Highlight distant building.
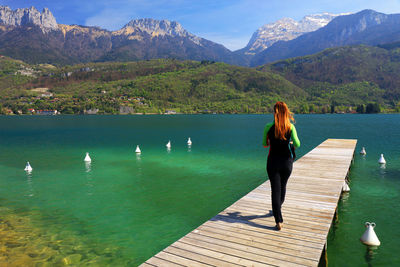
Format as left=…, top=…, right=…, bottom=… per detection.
left=119, top=106, right=134, bottom=114
left=85, top=109, right=99, bottom=115
left=165, top=110, right=177, bottom=115
left=37, top=110, right=58, bottom=115
left=40, top=92, right=53, bottom=98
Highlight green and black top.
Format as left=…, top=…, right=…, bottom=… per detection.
left=263, top=122, right=300, bottom=158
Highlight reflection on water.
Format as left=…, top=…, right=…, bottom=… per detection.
left=379, top=164, right=386, bottom=178
left=25, top=171, right=34, bottom=197
left=85, top=162, right=94, bottom=196
left=85, top=161, right=91, bottom=173
left=187, top=144, right=192, bottom=152
left=136, top=153, right=142, bottom=181
left=341, top=191, right=350, bottom=203
left=365, top=246, right=378, bottom=267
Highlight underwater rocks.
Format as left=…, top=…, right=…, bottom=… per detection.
left=0, top=206, right=126, bottom=266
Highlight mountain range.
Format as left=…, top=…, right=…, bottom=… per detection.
left=0, top=6, right=244, bottom=65
left=237, top=13, right=346, bottom=56
left=251, top=9, right=400, bottom=66
left=1, top=6, right=400, bottom=69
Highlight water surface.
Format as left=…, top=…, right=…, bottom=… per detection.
left=0, top=114, right=399, bottom=266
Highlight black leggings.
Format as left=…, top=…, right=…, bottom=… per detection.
left=267, top=155, right=293, bottom=224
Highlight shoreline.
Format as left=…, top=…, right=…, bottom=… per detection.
left=0, top=112, right=397, bottom=116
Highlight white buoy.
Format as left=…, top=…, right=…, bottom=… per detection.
left=135, top=145, right=141, bottom=154
left=360, top=147, right=366, bottom=155
left=187, top=137, right=192, bottom=146
left=166, top=140, right=171, bottom=149
left=84, top=152, right=91, bottom=162
left=360, top=222, right=381, bottom=246
left=342, top=181, right=350, bottom=192
left=24, top=162, right=33, bottom=172
left=378, top=154, right=386, bottom=164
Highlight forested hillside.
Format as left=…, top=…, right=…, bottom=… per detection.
left=0, top=57, right=305, bottom=114
left=260, top=45, right=400, bottom=112
left=1, top=44, right=399, bottom=115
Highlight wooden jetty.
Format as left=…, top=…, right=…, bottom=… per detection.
left=141, top=139, right=357, bottom=266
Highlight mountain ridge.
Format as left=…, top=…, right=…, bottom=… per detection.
left=0, top=6, right=245, bottom=65
left=251, top=9, right=400, bottom=66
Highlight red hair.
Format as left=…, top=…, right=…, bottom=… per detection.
left=273, top=101, right=295, bottom=140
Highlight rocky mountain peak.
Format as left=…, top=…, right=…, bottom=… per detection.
left=0, top=5, right=58, bottom=32
left=124, top=18, right=186, bottom=37
left=121, top=18, right=202, bottom=45
left=298, top=13, right=349, bottom=31
left=330, top=9, right=388, bottom=36
left=242, top=12, right=348, bottom=55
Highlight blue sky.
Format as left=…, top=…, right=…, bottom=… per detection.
left=2, top=0, right=400, bottom=50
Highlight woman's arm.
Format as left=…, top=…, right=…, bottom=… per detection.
left=263, top=123, right=273, bottom=147
left=291, top=124, right=300, bottom=148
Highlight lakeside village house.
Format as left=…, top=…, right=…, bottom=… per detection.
left=28, top=109, right=59, bottom=115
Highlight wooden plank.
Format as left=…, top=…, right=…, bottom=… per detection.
left=221, top=206, right=332, bottom=229
left=155, top=251, right=211, bottom=267
left=193, top=226, right=321, bottom=260
left=172, top=241, right=271, bottom=267
left=183, top=232, right=318, bottom=266
left=140, top=139, right=357, bottom=267
left=180, top=236, right=306, bottom=267
left=199, top=222, right=324, bottom=250
left=210, top=214, right=328, bottom=238
left=204, top=220, right=326, bottom=245
left=146, top=256, right=184, bottom=266
left=165, top=246, right=241, bottom=267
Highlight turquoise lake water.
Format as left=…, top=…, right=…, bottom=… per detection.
left=0, top=114, right=399, bottom=266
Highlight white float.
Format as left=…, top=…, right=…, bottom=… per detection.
left=187, top=137, right=192, bottom=146
left=24, top=162, right=33, bottom=172
left=360, top=222, right=381, bottom=246
left=84, top=152, right=91, bottom=162
left=360, top=147, right=366, bottom=155
left=378, top=154, right=386, bottom=164
left=342, top=181, right=350, bottom=192
left=166, top=140, right=171, bottom=149
left=135, top=145, right=141, bottom=154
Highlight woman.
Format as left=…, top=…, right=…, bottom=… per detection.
left=263, top=101, right=300, bottom=230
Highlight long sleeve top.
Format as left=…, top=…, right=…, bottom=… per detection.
left=263, top=122, right=300, bottom=149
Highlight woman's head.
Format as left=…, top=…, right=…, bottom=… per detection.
left=273, top=101, right=295, bottom=140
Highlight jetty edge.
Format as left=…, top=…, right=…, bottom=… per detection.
left=140, top=138, right=357, bottom=266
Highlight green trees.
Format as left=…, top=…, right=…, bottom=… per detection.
left=366, top=103, right=381, bottom=113
left=356, top=104, right=366, bottom=113
left=0, top=57, right=395, bottom=114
